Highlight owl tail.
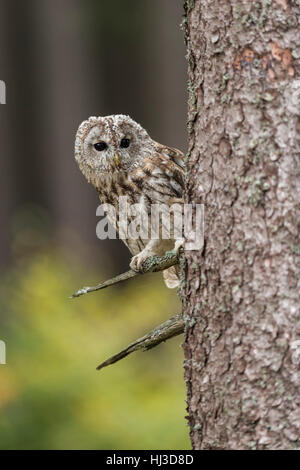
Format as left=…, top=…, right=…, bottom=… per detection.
left=163, top=265, right=180, bottom=288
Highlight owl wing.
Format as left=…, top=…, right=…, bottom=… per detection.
left=155, top=142, right=185, bottom=171
left=132, top=143, right=185, bottom=288
left=154, top=144, right=185, bottom=289
left=139, top=143, right=185, bottom=205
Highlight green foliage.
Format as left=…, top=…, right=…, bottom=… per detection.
left=0, top=253, right=189, bottom=449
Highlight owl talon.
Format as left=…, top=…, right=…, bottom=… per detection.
left=130, top=253, right=148, bottom=273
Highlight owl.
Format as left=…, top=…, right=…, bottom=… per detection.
left=74, top=114, right=185, bottom=288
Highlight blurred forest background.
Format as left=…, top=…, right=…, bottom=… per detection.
left=0, top=0, right=189, bottom=449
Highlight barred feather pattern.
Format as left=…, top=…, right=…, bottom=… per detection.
left=75, top=115, right=185, bottom=288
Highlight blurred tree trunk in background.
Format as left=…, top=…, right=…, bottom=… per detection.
left=34, top=0, right=106, bottom=265
left=0, top=0, right=101, bottom=267
left=0, top=0, right=44, bottom=266
left=144, top=0, right=187, bottom=152
left=0, top=4, right=16, bottom=266
left=182, top=0, right=300, bottom=450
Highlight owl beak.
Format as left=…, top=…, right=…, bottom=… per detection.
left=114, top=153, right=120, bottom=167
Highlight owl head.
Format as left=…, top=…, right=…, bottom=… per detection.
left=75, top=114, right=154, bottom=187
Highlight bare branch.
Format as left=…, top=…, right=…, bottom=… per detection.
left=71, top=249, right=179, bottom=299
left=70, top=269, right=137, bottom=298
left=96, top=313, right=184, bottom=371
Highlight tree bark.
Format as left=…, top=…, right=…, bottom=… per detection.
left=182, top=0, right=300, bottom=450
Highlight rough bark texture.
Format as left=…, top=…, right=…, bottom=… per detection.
left=182, top=0, right=300, bottom=450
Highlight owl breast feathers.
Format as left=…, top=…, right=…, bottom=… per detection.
left=75, top=114, right=185, bottom=288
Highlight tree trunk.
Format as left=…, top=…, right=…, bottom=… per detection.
left=182, top=0, right=300, bottom=450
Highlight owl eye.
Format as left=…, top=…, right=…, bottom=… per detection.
left=120, top=138, right=130, bottom=149
left=94, top=141, right=107, bottom=151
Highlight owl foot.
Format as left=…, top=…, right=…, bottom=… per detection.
left=130, top=252, right=151, bottom=273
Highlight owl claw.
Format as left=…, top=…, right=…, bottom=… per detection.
left=130, top=253, right=148, bottom=273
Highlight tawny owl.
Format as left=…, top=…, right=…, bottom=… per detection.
left=74, top=115, right=185, bottom=288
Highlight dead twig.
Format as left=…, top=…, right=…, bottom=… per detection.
left=70, top=249, right=179, bottom=299
left=96, top=313, right=184, bottom=371
left=70, top=269, right=136, bottom=298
